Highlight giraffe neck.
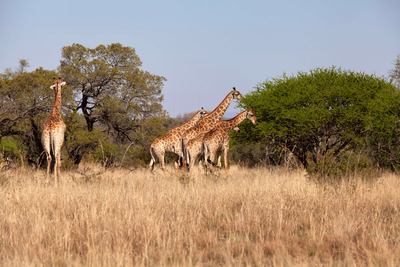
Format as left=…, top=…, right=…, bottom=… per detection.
left=220, top=110, right=247, bottom=131
left=184, top=111, right=203, bottom=129
left=203, top=92, right=233, bottom=126
left=51, top=86, right=62, bottom=117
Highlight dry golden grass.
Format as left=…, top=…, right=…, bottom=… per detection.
left=1, top=164, right=400, bottom=266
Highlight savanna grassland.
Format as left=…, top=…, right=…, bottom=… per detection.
left=1, top=164, right=400, bottom=266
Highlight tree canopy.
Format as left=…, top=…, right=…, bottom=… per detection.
left=59, top=43, right=166, bottom=137
left=1, top=43, right=169, bottom=167
left=233, top=67, right=400, bottom=172
left=0, top=60, right=73, bottom=163
left=390, top=54, right=400, bottom=89
left=58, top=43, right=168, bottom=165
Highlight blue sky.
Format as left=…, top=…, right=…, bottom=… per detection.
left=1, top=0, right=399, bottom=118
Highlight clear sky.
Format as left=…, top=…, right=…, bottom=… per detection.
left=1, top=0, right=399, bottom=118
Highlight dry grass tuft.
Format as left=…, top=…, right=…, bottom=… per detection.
left=1, top=164, right=400, bottom=266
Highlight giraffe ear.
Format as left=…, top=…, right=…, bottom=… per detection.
left=60, top=82, right=66, bottom=86
left=50, top=85, right=56, bottom=90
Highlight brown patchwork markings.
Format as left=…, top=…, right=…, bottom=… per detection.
left=181, top=87, right=243, bottom=170
left=184, top=126, right=240, bottom=173
left=42, top=77, right=66, bottom=186
left=202, top=107, right=257, bottom=175
left=149, top=108, right=207, bottom=172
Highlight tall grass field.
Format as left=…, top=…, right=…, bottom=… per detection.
left=1, top=164, right=400, bottom=266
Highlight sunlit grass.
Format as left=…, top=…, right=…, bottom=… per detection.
left=1, top=164, right=400, bottom=266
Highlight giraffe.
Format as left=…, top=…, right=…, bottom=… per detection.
left=42, top=77, right=66, bottom=186
left=149, top=107, right=207, bottom=171
left=203, top=107, right=257, bottom=174
left=180, top=87, right=243, bottom=169
left=184, top=126, right=240, bottom=173
left=209, top=126, right=240, bottom=169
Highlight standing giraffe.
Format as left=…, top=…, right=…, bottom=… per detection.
left=149, top=107, right=207, bottom=171
left=184, top=126, right=240, bottom=173
left=203, top=107, right=257, bottom=174
left=181, top=87, right=243, bottom=169
left=42, top=77, right=66, bottom=186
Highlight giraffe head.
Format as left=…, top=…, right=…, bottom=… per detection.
left=232, top=126, right=241, bottom=133
left=231, top=87, right=244, bottom=100
left=50, top=77, right=66, bottom=91
left=246, top=107, right=257, bottom=125
left=200, top=107, right=208, bottom=118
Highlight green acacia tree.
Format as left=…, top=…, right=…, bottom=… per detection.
left=233, top=67, right=400, bottom=172
left=59, top=43, right=166, bottom=135
left=59, top=43, right=168, bottom=165
left=0, top=60, right=73, bottom=163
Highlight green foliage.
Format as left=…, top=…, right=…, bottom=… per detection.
left=56, top=43, right=169, bottom=165
left=229, top=142, right=267, bottom=168
left=59, top=43, right=167, bottom=134
left=0, top=137, right=21, bottom=159
left=123, top=116, right=168, bottom=167
left=0, top=61, right=73, bottom=164
left=1, top=45, right=170, bottom=168
left=307, top=150, right=381, bottom=180
left=235, top=66, right=400, bottom=175
left=93, top=142, right=120, bottom=166
left=63, top=110, right=104, bottom=164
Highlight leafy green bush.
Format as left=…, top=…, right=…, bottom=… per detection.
left=229, top=143, right=267, bottom=168
left=0, top=137, right=21, bottom=160
left=307, top=150, right=381, bottom=181
left=235, top=66, right=400, bottom=177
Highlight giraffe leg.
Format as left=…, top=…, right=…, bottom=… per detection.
left=42, top=131, right=52, bottom=183
left=52, top=131, right=64, bottom=187
left=174, top=154, right=181, bottom=172
left=150, top=146, right=166, bottom=172
left=159, top=152, right=165, bottom=171
left=208, top=152, right=217, bottom=174
left=224, top=146, right=229, bottom=175
left=188, top=151, right=196, bottom=174
left=203, top=143, right=211, bottom=174
left=54, top=152, right=61, bottom=187
left=46, top=152, right=52, bottom=183
left=180, top=158, right=187, bottom=172
left=174, top=146, right=184, bottom=172
left=149, top=147, right=157, bottom=171
left=217, top=151, right=222, bottom=168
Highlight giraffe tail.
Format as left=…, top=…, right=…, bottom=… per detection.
left=50, top=133, right=54, bottom=155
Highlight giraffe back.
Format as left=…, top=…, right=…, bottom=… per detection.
left=150, top=108, right=207, bottom=155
